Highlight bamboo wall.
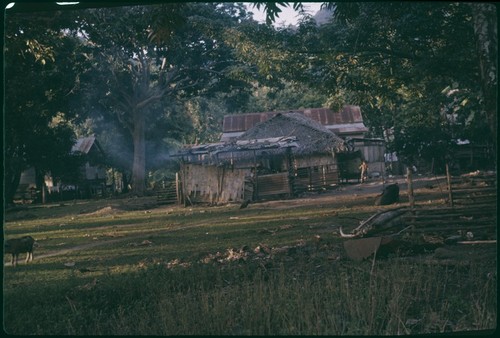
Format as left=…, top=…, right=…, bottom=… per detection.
left=294, top=154, right=338, bottom=168
left=256, top=172, right=290, bottom=198
left=181, top=153, right=341, bottom=204
left=181, top=164, right=248, bottom=204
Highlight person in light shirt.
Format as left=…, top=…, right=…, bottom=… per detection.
left=359, top=160, right=368, bottom=183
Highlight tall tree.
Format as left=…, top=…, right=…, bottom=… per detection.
left=3, top=9, right=84, bottom=203
left=469, top=3, right=497, bottom=156
left=76, top=3, right=254, bottom=195
left=246, top=2, right=497, bottom=167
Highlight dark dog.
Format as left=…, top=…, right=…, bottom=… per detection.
left=4, top=236, right=36, bottom=267
left=375, top=183, right=400, bottom=206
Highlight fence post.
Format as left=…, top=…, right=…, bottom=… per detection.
left=406, top=166, right=415, bottom=209
left=175, top=172, right=180, bottom=204
left=446, top=162, right=454, bottom=207
left=286, top=147, right=294, bottom=198
left=253, top=150, right=259, bottom=200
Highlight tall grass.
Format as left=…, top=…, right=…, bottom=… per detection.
left=3, top=194, right=496, bottom=335
left=4, top=254, right=496, bottom=335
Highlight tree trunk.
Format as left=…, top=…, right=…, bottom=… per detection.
left=470, top=3, right=497, bottom=159
left=35, top=167, right=47, bottom=204
left=4, top=167, right=22, bottom=204
left=131, top=109, right=146, bottom=196
left=122, top=172, right=131, bottom=193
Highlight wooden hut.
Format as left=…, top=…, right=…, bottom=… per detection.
left=221, top=106, right=385, bottom=180
left=70, top=135, right=107, bottom=198
left=174, top=113, right=347, bottom=205
left=15, top=135, right=107, bottom=202
left=238, top=113, right=346, bottom=197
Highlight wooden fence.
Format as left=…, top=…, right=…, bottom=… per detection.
left=293, top=170, right=339, bottom=194
left=446, top=171, right=497, bottom=207
left=255, top=168, right=340, bottom=200
left=403, top=170, right=496, bottom=239
left=255, top=172, right=291, bottom=199
left=156, top=176, right=180, bottom=205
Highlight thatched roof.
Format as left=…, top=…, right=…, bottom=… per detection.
left=172, top=137, right=298, bottom=166
left=173, top=114, right=347, bottom=166
left=238, top=113, right=346, bottom=155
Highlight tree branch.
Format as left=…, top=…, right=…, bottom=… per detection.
left=200, top=66, right=224, bottom=75
left=163, top=66, right=179, bottom=84
left=117, top=88, right=134, bottom=108
left=134, top=66, right=179, bottom=110
left=166, top=75, right=200, bottom=93
left=135, top=90, right=165, bottom=110
left=284, top=47, right=418, bottom=61
left=116, top=111, right=134, bottom=135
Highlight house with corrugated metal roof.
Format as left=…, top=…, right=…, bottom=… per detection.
left=220, top=106, right=368, bottom=141
left=221, top=106, right=386, bottom=179
left=69, top=135, right=107, bottom=197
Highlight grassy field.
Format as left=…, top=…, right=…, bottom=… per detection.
left=3, top=185, right=497, bottom=335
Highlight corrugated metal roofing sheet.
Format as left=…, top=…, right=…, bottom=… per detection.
left=172, top=137, right=298, bottom=159
left=222, top=106, right=364, bottom=133
left=329, top=122, right=369, bottom=134
left=71, top=135, right=96, bottom=154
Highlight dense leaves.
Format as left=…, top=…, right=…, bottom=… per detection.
left=69, top=3, right=258, bottom=195
left=243, top=2, right=496, bottom=166
left=4, top=2, right=496, bottom=203
left=4, top=10, right=85, bottom=203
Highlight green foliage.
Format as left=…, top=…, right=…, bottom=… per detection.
left=253, top=2, right=305, bottom=25
left=71, top=3, right=259, bottom=194
left=4, top=10, right=85, bottom=202
left=239, top=2, right=495, bottom=163
left=243, top=82, right=328, bottom=112
left=5, top=2, right=495, bottom=201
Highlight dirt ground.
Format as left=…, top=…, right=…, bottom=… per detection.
left=253, top=174, right=448, bottom=209
left=5, top=174, right=494, bottom=265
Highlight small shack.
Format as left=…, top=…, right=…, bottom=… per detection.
left=239, top=113, right=346, bottom=196
left=16, top=135, right=108, bottom=202
left=174, top=113, right=347, bottom=205
left=70, top=135, right=107, bottom=198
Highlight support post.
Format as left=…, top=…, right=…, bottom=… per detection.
left=253, top=150, right=258, bottom=200
left=406, top=166, right=415, bottom=209
left=446, top=162, right=454, bottom=207
left=175, top=172, right=180, bottom=204
left=286, top=147, right=294, bottom=198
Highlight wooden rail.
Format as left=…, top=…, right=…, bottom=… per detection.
left=156, top=180, right=179, bottom=205
left=404, top=170, right=496, bottom=237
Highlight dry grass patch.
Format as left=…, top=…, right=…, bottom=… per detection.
left=3, top=188, right=496, bottom=335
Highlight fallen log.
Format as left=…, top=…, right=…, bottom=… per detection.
left=408, top=225, right=494, bottom=232
left=338, top=207, right=410, bottom=238
left=456, top=240, right=496, bottom=245
left=408, top=212, right=496, bottom=220
left=403, top=219, right=494, bottom=227
left=409, top=204, right=496, bottom=212
left=448, top=187, right=497, bottom=193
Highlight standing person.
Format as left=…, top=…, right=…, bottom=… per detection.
left=359, top=160, right=368, bottom=183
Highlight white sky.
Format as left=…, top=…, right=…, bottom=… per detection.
left=245, top=2, right=324, bottom=26
left=6, top=3, right=323, bottom=26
